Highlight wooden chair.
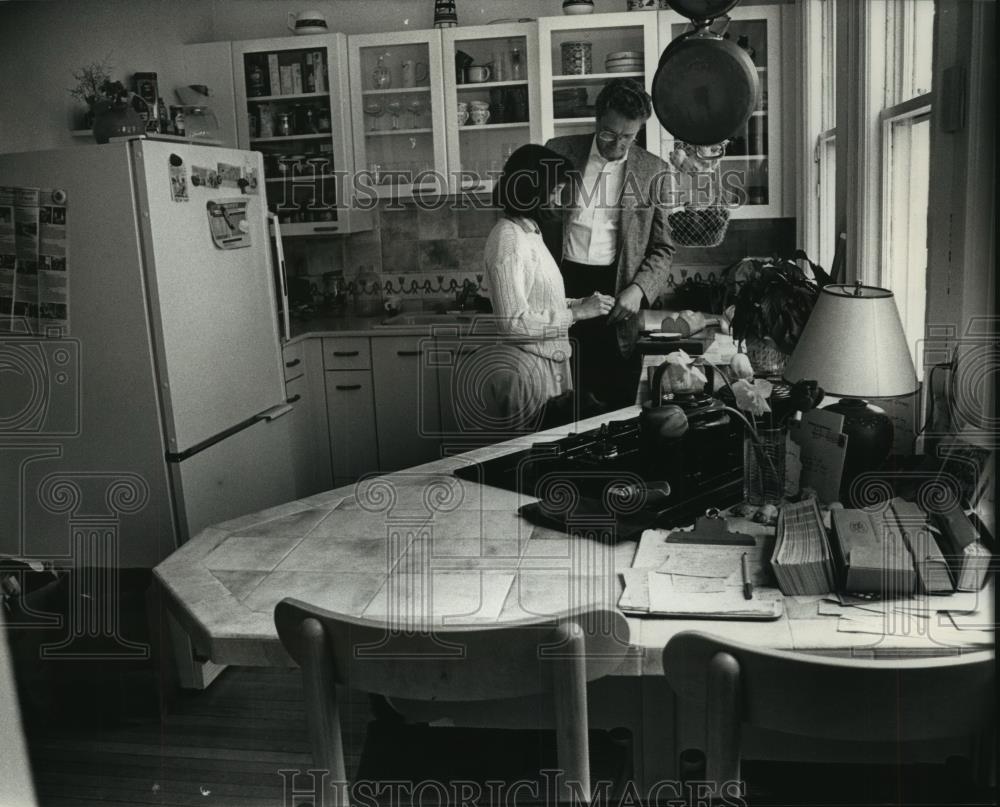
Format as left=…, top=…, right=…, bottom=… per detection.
left=663, top=631, right=995, bottom=800
left=275, top=600, right=631, bottom=804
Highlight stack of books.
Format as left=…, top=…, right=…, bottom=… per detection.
left=891, top=498, right=955, bottom=593
left=829, top=508, right=917, bottom=595
left=771, top=498, right=836, bottom=595
left=933, top=503, right=991, bottom=591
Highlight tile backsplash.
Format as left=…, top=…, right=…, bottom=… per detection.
left=285, top=201, right=796, bottom=312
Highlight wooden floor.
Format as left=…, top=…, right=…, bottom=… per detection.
left=27, top=666, right=371, bottom=807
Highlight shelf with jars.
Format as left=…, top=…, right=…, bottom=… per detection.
left=658, top=6, right=784, bottom=219
left=348, top=30, right=450, bottom=199
left=233, top=32, right=370, bottom=234
left=538, top=12, right=663, bottom=156
left=441, top=21, right=541, bottom=195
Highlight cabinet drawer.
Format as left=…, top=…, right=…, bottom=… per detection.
left=282, top=341, right=306, bottom=382
left=323, top=337, right=371, bottom=370
left=324, top=370, right=379, bottom=483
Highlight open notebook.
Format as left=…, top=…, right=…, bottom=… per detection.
left=620, top=527, right=784, bottom=620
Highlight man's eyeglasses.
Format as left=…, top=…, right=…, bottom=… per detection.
left=596, top=129, right=639, bottom=145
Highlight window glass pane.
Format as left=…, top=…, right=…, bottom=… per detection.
left=821, top=0, right=837, bottom=130
left=911, top=0, right=934, bottom=97
left=817, top=133, right=837, bottom=270
left=884, top=113, right=930, bottom=378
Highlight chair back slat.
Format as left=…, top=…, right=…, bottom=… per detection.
left=276, top=600, right=630, bottom=702
left=664, top=631, right=995, bottom=743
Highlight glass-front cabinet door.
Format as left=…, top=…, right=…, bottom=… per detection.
left=658, top=6, right=783, bottom=219
left=538, top=11, right=663, bottom=159
left=348, top=31, right=449, bottom=200
left=233, top=33, right=368, bottom=235
left=440, top=22, right=541, bottom=195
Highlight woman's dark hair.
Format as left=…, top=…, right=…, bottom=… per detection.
left=493, top=144, right=573, bottom=222
left=595, top=78, right=652, bottom=122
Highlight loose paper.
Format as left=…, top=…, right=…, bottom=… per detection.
left=789, top=408, right=849, bottom=503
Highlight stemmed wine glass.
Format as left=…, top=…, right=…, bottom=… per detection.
left=363, top=100, right=384, bottom=132
left=407, top=98, right=425, bottom=129
left=386, top=100, right=403, bottom=130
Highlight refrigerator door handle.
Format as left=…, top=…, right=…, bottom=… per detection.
left=165, top=404, right=291, bottom=463
left=260, top=403, right=293, bottom=421
left=269, top=211, right=291, bottom=343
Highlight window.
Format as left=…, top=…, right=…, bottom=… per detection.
left=802, top=0, right=934, bottom=372
left=877, top=0, right=934, bottom=376
left=799, top=0, right=838, bottom=271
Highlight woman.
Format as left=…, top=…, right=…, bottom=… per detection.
left=477, top=144, right=614, bottom=432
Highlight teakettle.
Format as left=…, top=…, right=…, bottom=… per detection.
left=287, top=9, right=329, bottom=35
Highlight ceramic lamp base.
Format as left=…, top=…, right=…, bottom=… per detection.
left=825, top=398, right=894, bottom=506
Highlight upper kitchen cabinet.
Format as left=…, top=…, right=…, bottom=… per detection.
left=233, top=33, right=371, bottom=235
left=658, top=6, right=784, bottom=219
left=538, top=11, right=663, bottom=159
left=348, top=30, right=449, bottom=201
left=441, top=22, right=542, bottom=195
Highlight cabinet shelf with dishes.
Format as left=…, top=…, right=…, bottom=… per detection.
left=658, top=6, right=784, bottom=219
left=364, top=127, right=434, bottom=137
left=361, top=86, right=432, bottom=96
left=233, top=32, right=369, bottom=233
left=551, top=71, right=644, bottom=83
left=538, top=12, right=663, bottom=158
left=442, top=21, right=542, bottom=195
left=455, top=79, right=529, bottom=92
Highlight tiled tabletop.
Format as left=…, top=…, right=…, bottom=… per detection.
left=154, top=407, right=995, bottom=672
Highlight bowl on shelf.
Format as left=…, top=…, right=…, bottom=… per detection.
left=562, top=0, right=595, bottom=13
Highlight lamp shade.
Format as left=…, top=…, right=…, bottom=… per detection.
left=783, top=284, right=918, bottom=398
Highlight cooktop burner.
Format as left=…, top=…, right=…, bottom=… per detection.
left=454, top=413, right=743, bottom=539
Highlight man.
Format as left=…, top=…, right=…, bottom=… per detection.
left=545, top=78, right=674, bottom=411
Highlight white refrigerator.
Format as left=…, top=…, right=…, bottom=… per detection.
left=0, top=139, right=296, bottom=570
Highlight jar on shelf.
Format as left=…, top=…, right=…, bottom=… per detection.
left=276, top=112, right=292, bottom=137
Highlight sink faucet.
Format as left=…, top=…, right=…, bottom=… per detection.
left=456, top=278, right=479, bottom=310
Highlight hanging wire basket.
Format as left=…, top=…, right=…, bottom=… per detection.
left=666, top=140, right=735, bottom=248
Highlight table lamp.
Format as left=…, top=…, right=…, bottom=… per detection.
left=783, top=282, right=918, bottom=505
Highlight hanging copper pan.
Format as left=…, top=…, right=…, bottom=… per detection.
left=664, top=0, right=741, bottom=25
left=651, top=24, right=759, bottom=146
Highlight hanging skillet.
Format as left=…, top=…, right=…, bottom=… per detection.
left=652, top=19, right=759, bottom=146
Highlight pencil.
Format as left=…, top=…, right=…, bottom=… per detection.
left=741, top=552, right=753, bottom=600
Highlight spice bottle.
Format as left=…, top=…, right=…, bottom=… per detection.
left=173, top=107, right=186, bottom=137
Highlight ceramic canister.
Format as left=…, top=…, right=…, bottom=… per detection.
left=456, top=101, right=469, bottom=126
left=560, top=42, right=593, bottom=75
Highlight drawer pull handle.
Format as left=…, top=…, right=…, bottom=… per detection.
left=335, top=384, right=362, bottom=391
left=286, top=394, right=302, bottom=404
left=284, top=358, right=301, bottom=368
left=397, top=350, right=422, bottom=357
left=332, top=350, right=360, bottom=357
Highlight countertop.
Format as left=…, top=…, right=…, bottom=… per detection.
left=152, top=407, right=994, bottom=672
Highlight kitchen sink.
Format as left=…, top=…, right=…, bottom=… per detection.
left=376, top=312, right=477, bottom=327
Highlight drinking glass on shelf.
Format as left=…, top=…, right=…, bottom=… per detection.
left=386, top=100, right=403, bottom=130
left=407, top=98, right=425, bottom=128
left=363, top=100, right=384, bottom=131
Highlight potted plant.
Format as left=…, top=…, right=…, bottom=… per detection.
left=722, top=251, right=832, bottom=376
left=68, top=58, right=115, bottom=127
left=68, top=59, right=145, bottom=143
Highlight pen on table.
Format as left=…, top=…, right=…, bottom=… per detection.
left=741, top=552, right=753, bottom=600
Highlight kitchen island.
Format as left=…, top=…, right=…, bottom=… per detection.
left=154, top=406, right=993, bottom=783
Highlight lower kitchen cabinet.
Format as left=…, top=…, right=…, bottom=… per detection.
left=371, top=337, right=442, bottom=473
left=284, top=339, right=332, bottom=498
left=325, top=369, right=379, bottom=486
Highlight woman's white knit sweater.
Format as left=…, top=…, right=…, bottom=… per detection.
left=482, top=216, right=577, bottom=361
